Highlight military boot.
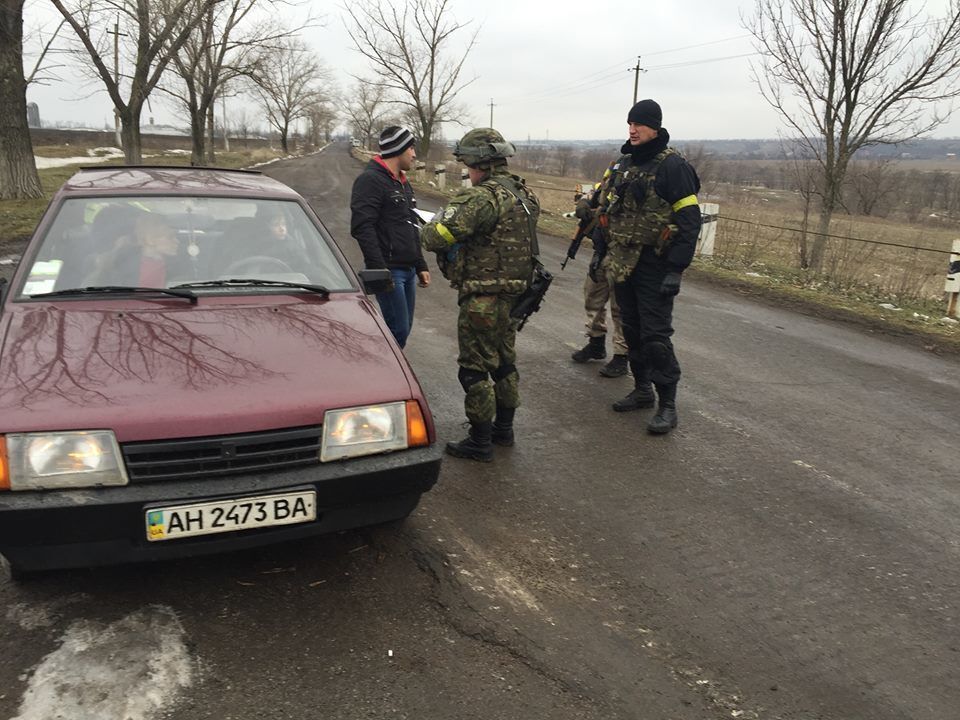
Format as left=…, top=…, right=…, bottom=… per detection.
left=614, top=358, right=655, bottom=410
left=612, top=383, right=655, bottom=412
left=446, top=421, right=494, bottom=462
left=647, top=384, right=679, bottom=434
left=571, top=335, right=606, bottom=363
left=598, top=353, right=628, bottom=378
left=491, top=406, right=515, bottom=447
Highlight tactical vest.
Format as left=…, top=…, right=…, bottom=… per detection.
left=600, top=148, right=677, bottom=282
left=458, top=174, right=537, bottom=295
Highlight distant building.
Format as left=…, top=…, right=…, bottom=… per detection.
left=26, top=102, right=40, bottom=128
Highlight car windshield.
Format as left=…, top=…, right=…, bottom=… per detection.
left=16, top=196, right=355, bottom=298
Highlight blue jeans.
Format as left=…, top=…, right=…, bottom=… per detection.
left=376, top=267, right=417, bottom=348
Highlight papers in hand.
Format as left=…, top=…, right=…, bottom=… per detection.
left=413, top=209, right=435, bottom=224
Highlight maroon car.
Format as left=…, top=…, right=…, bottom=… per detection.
left=0, top=166, right=442, bottom=575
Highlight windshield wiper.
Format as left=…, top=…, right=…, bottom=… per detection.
left=30, top=285, right=198, bottom=304
left=173, top=278, right=330, bottom=296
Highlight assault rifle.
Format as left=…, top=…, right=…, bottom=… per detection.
left=561, top=214, right=597, bottom=271
left=510, top=261, right=553, bottom=331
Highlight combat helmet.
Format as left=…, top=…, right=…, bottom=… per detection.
left=453, top=128, right=515, bottom=168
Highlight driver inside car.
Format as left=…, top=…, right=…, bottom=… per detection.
left=218, top=206, right=313, bottom=277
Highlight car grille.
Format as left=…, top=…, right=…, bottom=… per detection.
left=121, top=426, right=322, bottom=483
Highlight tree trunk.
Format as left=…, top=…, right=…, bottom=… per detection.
left=0, top=0, right=43, bottom=200
left=187, top=91, right=205, bottom=166
left=420, top=118, right=433, bottom=159
left=206, top=103, right=216, bottom=165
left=190, top=110, right=206, bottom=166
left=120, top=105, right=143, bottom=164
left=797, top=191, right=812, bottom=269
left=810, top=202, right=834, bottom=273
left=279, top=123, right=289, bottom=154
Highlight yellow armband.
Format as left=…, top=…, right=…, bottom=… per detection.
left=435, top=223, right=457, bottom=245
left=672, top=195, right=699, bottom=212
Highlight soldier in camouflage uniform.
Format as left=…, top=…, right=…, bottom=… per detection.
left=584, top=99, right=702, bottom=434
left=421, top=128, right=539, bottom=462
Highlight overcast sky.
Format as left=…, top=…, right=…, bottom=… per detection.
left=22, top=0, right=960, bottom=142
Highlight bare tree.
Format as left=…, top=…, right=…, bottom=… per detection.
left=343, top=79, right=387, bottom=150
left=846, top=158, right=899, bottom=216
left=159, top=0, right=308, bottom=166
left=249, top=36, right=327, bottom=154
left=745, top=0, right=960, bottom=271
left=23, top=0, right=67, bottom=88
left=342, top=0, right=477, bottom=157
left=0, top=0, right=42, bottom=199
left=51, top=0, right=220, bottom=163
left=305, top=97, right=337, bottom=148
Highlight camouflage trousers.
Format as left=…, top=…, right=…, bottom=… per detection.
left=583, top=259, right=628, bottom=354
left=457, top=293, right=520, bottom=424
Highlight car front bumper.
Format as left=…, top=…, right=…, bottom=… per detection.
left=0, top=445, right=442, bottom=572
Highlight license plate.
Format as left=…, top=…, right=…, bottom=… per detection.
left=145, top=490, right=317, bottom=542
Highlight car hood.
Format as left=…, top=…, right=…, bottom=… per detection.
left=0, top=296, right=413, bottom=442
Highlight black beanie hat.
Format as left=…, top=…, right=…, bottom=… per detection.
left=627, top=99, right=662, bottom=129
left=379, top=126, right=416, bottom=158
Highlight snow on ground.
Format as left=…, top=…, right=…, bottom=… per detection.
left=34, top=147, right=124, bottom=169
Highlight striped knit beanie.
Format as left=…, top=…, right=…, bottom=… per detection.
left=379, top=126, right=416, bottom=158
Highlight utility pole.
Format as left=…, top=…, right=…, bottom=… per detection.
left=489, top=98, right=495, bottom=127
left=630, top=56, right=646, bottom=104
left=107, top=16, right=127, bottom=148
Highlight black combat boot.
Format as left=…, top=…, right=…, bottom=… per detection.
left=571, top=335, right=606, bottom=363
left=613, top=359, right=655, bottom=411
left=446, top=421, right=494, bottom=462
left=612, top=382, right=656, bottom=411
left=647, top=384, right=678, bottom=434
left=491, top=406, right=515, bottom=447
left=598, top=353, right=629, bottom=378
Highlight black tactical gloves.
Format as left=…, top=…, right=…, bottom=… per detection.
left=660, top=272, right=682, bottom=296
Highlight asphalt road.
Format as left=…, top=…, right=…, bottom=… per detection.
left=1, top=143, right=958, bottom=720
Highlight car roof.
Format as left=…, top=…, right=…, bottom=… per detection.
left=58, top=166, right=302, bottom=200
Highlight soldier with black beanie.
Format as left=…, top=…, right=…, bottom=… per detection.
left=583, top=99, right=702, bottom=434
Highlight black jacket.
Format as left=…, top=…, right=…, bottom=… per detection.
left=620, top=129, right=702, bottom=273
left=350, top=158, right=427, bottom=272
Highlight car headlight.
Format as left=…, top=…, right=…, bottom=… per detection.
left=0, top=431, right=128, bottom=491
left=321, top=401, right=429, bottom=461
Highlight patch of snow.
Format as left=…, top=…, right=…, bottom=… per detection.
left=34, top=146, right=124, bottom=169
left=12, top=606, right=194, bottom=720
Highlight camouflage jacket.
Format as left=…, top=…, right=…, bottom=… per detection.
left=422, top=169, right=539, bottom=297
left=597, top=148, right=679, bottom=282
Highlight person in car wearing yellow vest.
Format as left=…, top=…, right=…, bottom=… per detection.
left=583, top=99, right=702, bottom=434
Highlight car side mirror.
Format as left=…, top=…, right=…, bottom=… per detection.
left=358, top=268, right=392, bottom=295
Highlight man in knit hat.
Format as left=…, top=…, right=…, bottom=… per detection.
left=350, top=126, right=430, bottom=348
left=579, top=99, right=702, bottom=434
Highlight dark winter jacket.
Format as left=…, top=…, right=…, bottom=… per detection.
left=350, top=157, right=428, bottom=272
